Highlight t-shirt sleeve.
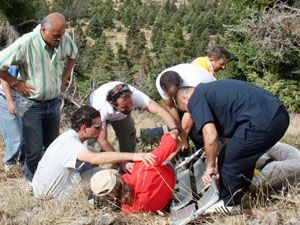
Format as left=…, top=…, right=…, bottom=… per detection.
left=90, top=90, right=109, bottom=127
left=188, top=91, right=215, bottom=134
left=131, top=86, right=151, bottom=109
left=64, top=32, right=78, bottom=59
left=150, top=134, right=177, bottom=166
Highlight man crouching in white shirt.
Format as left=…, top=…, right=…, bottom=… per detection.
left=32, top=105, right=156, bottom=199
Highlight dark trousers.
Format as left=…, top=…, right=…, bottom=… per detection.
left=218, top=106, right=289, bottom=205
left=22, top=98, right=61, bottom=181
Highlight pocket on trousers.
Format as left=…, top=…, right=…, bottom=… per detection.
left=15, top=96, right=33, bottom=117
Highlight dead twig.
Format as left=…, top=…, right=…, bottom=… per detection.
left=240, top=1, right=300, bottom=63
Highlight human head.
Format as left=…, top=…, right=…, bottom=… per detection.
left=207, top=46, right=231, bottom=72
left=90, top=170, right=132, bottom=206
left=175, top=86, right=195, bottom=112
left=106, top=83, right=133, bottom=115
left=160, top=71, right=183, bottom=98
left=71, top=105, right=102, bottom=138
left=40, top=12, right=66, bottom=48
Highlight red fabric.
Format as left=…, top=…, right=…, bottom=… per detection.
left=121, top=134, right=177, bottom=213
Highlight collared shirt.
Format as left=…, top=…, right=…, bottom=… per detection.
left=192, top=56, right=217, bottom=78
left=0, top=25, right=78, bottom=100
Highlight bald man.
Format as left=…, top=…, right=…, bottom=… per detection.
left=0, top=13, right=78, bottom=185
left=176, top=80, right=289, bottom=208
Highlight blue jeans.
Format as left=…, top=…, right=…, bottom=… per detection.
left=20, top=97, right=61, bottom=181
left=0, top=94, right=25, bottom=165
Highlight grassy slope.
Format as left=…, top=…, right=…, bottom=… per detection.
left=0, top=113, right=299, bottom=224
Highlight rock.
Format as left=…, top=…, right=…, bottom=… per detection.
left=96, top=213, right=116, bottom=225
left=262, top=211, right=282, bottom=225
left=249, top=211, right=281, bottom=225
left=70, top=216, right=94, bottom=225
left=17, top=206, right=42, bottom=218
left=286, top=214, right=300, bottom=225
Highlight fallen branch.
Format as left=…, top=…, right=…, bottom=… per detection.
left=61, top=92, right=82, bottom=109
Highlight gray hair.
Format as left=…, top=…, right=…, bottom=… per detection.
left=41, top=13, right=66, bottom=30
left=41, top=17, right=52, bottom=29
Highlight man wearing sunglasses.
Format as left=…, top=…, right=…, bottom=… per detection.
left=90, top=81, right=178, bottom=172
left=32, top=105, right=156, bottom=199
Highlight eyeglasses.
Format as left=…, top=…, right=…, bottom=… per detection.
left=92, top=124, right=103, bottom=130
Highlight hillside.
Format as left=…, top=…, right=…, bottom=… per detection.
left=0, top=112, right=299, bottom=224
left=1, top=0, right=299, bottom=111
left=0, top=1, right=300, bottom=223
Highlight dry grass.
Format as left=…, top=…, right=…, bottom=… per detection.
left=0, top=112, right=299, bottom=225
left=284, top=114, right=300, bottom=148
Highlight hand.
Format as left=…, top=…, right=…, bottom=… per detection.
left=202, top=166, right=219, bottom=186
left=122, top=162, right=134, bottom=173
left=181, top=139, right=189, bottom=151
left=12, top=80, right=34, bottom=96
left=132, top=152, right=156, bottom=166
left=169, top=129, right=179, bottom=140
left=6, top=99, right=17, bottom=116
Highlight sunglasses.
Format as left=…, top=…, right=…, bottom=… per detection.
left=92, top=124, right=103, bottom=130
left=112, top=85, right=131, bottom=97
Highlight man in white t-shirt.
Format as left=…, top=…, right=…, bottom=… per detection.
left=32, top=105, right=156, bottom=199
left=156, top=63, right=216, bottom=149
left=90, top=81, right=178, bottom=170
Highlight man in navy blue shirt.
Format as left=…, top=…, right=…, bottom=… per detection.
left=176, top=79, right=289, bottom=209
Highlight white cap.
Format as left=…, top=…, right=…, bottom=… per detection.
left=90, top=169, right=118, bottom=196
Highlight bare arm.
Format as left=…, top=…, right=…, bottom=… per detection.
left=164, top=99, right=181, bottom=126
left=61, top=58, right=76, bottom=91
left=77, top=150, right=156, bottom=166
left=1, top=79, right=17, bottom=116
left=96, top=126, right=116, bottom=152
left=0, top=70, right=33, bottom=96
left=202, top=122, right=220, bottom=184
left=144, top=99, right=177, bottom=129
left=181, top=112, right=194, bottom=140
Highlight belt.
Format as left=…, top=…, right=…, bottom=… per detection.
left=29, top=97, right=58, bottom=103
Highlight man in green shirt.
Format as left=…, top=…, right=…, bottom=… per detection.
left=0, top=12, right=78, bottom=185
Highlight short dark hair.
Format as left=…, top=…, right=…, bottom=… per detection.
left=207, top=46, right=231, bottom=60
left=71, top=105, right=100, bottom=131
left=106, top=83, right=132, bottom=106
left=160, top=71, right=182, bottom=92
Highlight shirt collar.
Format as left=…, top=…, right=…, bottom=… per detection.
left=34, top=25, right=47, bottom=49
left=206, top=57, right=214, bottom=74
